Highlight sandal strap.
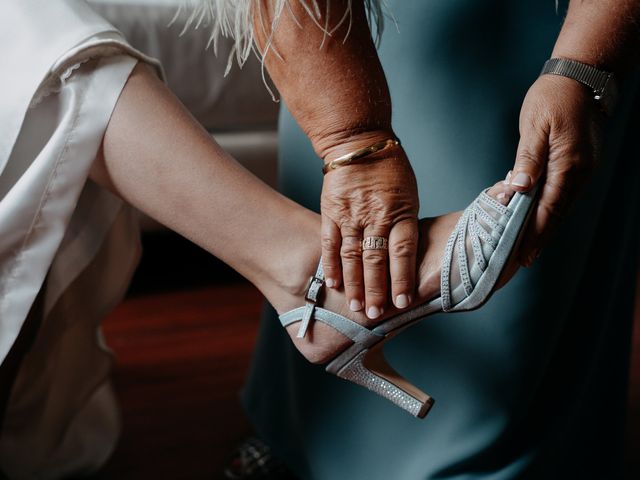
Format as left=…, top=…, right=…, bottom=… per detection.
left=295, top=260, right=325, bottom=338
left=478, top=188, right=511, bottom=217
left=280, top=306, right=382, bottom=344
left=279, top=259, right=382, bottom=344
left=441, top=190, right=513, bottom=311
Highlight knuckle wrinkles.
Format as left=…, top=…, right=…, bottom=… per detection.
left=322, top=261, right=339, bottom=271
left=341, top=235, right=362, bottom=247
left=390, top=250, right=413, bottom=261
left=341, top=250, right=363, bottom=263
left=340, top=223, right=362, bottom=237
left=391, top=278, right=411, bottom=288
left=363, top=252, right=387, bottom=267
left=340, top=243, right=362, bottom=260
left=552, top=141, right=584, bottom=163
left=517, top=148, right=544, bottom=169
left=365, top=287, right=385, bottom=298
left=321, top=236, right=339, bottom=251
left=390, top=238, right=417, bottom=258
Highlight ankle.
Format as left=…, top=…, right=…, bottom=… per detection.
left=255, top=209, right=322, bottom=313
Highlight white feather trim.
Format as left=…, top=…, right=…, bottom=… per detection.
left=170, top=1, right=391, bottom=99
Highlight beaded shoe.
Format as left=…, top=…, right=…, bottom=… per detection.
left=279, top=186, right=537, bottom=418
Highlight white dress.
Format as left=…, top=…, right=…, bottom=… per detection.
left=0, top=1, right=160, bottom=477
left=0, top=1, right=386, bottom=477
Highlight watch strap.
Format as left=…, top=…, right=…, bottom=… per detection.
left=540, top=58, right=613, bottom=100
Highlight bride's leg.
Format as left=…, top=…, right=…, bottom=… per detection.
left=92, top=63, right=320, bottom=309
left=92, top=63, right=518, bottom=363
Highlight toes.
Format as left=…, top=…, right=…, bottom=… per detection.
left=487, top=177, right=516, bottom=205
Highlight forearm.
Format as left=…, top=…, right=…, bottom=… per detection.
left=553, top=0, right=640, bottom=75
left=253, top=0, right=393, bottom=160
left=508, top=2, right=640, bottom=265
left=252, top=2, right=420, bottom=315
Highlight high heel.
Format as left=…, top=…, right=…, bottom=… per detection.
left=332, top=340, right=435, bottom=418
left=279, top=187, right=538, bottom=418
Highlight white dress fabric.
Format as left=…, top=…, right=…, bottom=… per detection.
left=0, top=1, right=387, bottom=478
left=0, top=1, right=160, bottom=478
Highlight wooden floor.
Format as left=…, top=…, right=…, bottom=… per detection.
left=93, top=275, right=640, bottom=480
left=94, top=283, right=262, bottom=480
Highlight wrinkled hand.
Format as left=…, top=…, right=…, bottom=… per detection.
left=321, top=141, right=419, bottom=319
left=508, top=74, right=604, bottom=266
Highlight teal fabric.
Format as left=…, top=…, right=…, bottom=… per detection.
left=241, top=1, right=640, bottom=478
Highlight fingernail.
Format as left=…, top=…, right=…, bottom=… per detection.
left=367, top=306, right=381, bottom=319
left=504, top=170, right=512, bottom=184
left=395, top=294, right=409, bottom=309
left=350, top=299, right=362, bottom=312
left=325, top=278, right=336, bottom=288
left=510, top=172, right=531, bottom=189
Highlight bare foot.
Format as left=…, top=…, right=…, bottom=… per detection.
left=267, top=180, right=518, bottom=363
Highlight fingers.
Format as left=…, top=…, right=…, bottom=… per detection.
left=513, top=117, right=594, bottom=266
left=508, top=75, right=601, bottom=268
left=388, top=219, right=418, bottom=309
left=508, top=104, right=552, bottom=265
left=361, top=225, right=390, bottom=319
left=340, top=224, right=365, bottom=312
left=338, top=221, right=418, bottom=318
left=518, top=150, right=588, bottom=266
left=321, top=216, right=342, bottom=288
left=518, top=179, right=566, bottom=267
left=509, top=116, right=549, bottom=193
left=337, top=221, right=417, bottom=318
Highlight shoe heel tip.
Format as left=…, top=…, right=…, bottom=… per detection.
left=416, top=397, right=435, bottom=419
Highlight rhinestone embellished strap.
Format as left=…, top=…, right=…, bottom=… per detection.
left=479, top=189, right=510, bottom=216
left=468, top=213, right=486, bottom=271
left=456, top=210, right=474, bottom=296
left=440, top=213, right=461, bottom=311
left=440, top=190, right=512, bottom=311
left=473, top=202, right=503, bottom=234
left=473, top=220, right=498, bottom=249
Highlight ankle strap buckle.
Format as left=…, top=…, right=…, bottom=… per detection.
left=305, top=276, right=324, bottom=304
left=297, top=276, right=325, bottom=339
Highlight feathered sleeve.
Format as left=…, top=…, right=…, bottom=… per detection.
left=171, top=1, right=389, bottom=76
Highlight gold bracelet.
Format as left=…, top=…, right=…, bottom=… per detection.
left=322, top=138, right=400, bottom=174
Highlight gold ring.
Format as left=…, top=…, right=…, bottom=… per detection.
left=362, top=236, right=388, bottom=251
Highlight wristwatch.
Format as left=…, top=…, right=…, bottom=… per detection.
left=540, top=58, right=618, bottom=115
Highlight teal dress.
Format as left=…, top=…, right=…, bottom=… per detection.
left=242, top=1, right=640, bottom=478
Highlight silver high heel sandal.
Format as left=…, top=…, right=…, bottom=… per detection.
left=279, top=187, right=537, bottom=418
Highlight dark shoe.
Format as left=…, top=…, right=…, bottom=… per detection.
left=224, top=437, right=296, bottom=480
